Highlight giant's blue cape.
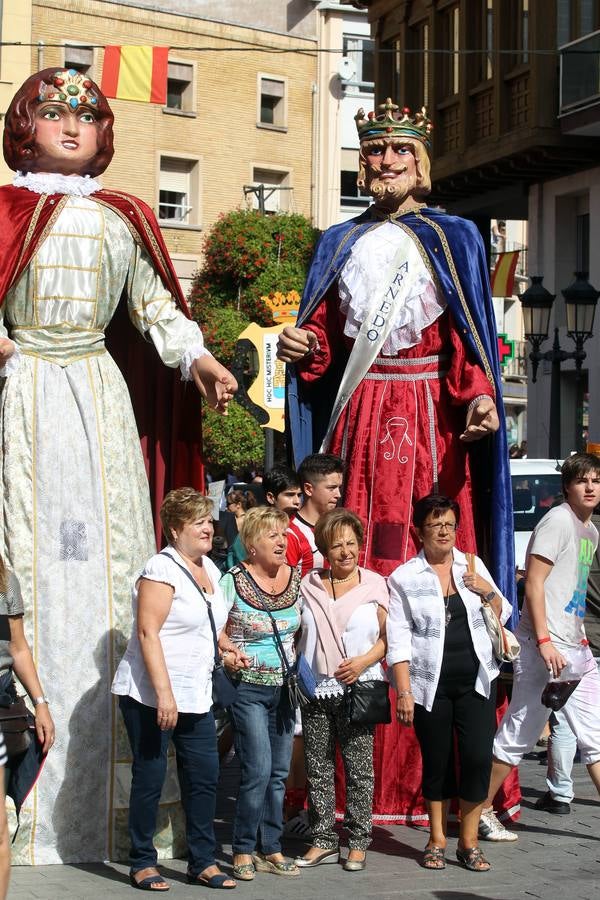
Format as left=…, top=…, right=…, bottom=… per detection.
left=287, top=207, right=516, bottom=618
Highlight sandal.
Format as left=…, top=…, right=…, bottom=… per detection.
left=456, top=846, right=490, bottom=872
left=187, top=871, right=236, bottom=889
left=129, top=870, right=170, bottom=891
left=421, top=846, right=446, bottom=870
left=232, top=861, right=255, bottom=882
left=252, top=853, right=299, bottom=877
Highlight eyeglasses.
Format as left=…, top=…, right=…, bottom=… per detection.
left=423, top=521, right=458, bottom=532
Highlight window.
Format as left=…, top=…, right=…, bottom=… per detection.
left=441, top=5, right=460, bottom=96
left=475, top=0, right=493, bottom=82
left=558, top=0, right=600, bottom=44
left=64, top=43, right=94, bottom=76
left=407, top=21, right=429, bottom=108
left=576, top=213, right=590, bottom=272
left=166, top=60, right=194, bottom=112
left=342, top=35, right=375, bottom=91
left=340, top=171, right=369, bottom=208
left=158, top=157, right=199, bottom=226
left=258, top=77, right=286, bottom=128
left=251, top=168, right=291, bottom=213
left=510, top=0, right=529, bottom=65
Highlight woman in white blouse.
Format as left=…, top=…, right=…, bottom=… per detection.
left=294, top=509, right=388, bottom=873
left=112, top=489, right=246, bottom=892
left=387, top=494, right=512, bottom=874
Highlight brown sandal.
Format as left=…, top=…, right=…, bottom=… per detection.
left=421, top=846, right=446, bottom=870
left=456, top=846, right=490, bottom=872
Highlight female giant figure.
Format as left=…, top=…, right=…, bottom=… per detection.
left=0, top=69, right=236, bottom=864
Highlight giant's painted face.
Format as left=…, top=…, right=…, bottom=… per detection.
left=32, top=102, right=100, bottom=176
left=363, top=139, right=418, bottom=204
left=3, top=68, right=114, bottom=177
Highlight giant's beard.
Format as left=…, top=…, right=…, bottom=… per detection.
left=366, top=166, right=417, bottom=205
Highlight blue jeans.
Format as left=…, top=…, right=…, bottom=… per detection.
left=229, top=682, right=294, bottom=855
left=547, top=710, right=578, bottom=803
left=119, top=695, right=219, bottom=876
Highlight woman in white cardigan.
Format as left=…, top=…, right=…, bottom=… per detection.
left=387, top=494, right=511, bottom=874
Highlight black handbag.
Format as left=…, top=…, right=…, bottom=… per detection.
left=0, top=694, right=33, bottom=759
left=345, top=679, right=391, bottom=726
left=159, top=552, right=238, bottom=709
left=239, top=568, right=316, bottom=708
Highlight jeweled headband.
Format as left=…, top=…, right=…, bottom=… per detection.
left=36, top=69, right=100, bottom=110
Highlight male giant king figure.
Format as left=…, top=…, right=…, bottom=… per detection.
left=278, top=99, right=519, bottom=824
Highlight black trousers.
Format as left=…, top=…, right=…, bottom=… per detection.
left=413, top=679, right=497, bottom=803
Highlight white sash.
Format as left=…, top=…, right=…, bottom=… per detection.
left=320, top=235, right=427, bottom=451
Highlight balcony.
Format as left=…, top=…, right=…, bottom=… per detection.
left=559, top=30, right=600, bottom=135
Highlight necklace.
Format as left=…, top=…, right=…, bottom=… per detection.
left=330, top=568, right=359, bottom=585
left=444, top=580, right=452, bottom=626
left=248, top=566, right=279, bottom=594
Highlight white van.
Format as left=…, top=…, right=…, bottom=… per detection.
left=510, top=458, right=563, bottom=569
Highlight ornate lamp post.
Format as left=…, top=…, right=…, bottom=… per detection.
left=519, top=272, right=599, bottom=458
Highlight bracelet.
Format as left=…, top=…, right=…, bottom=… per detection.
left=32, top=696, right=49, bottom=706
left=397, top=690, right=413, bottom=697
left=536, top=637, right=552, bottom=647
left=467, top=394, right=492, bottom=413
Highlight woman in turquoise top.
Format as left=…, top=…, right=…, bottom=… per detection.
left=221, top=507, right=301, bottom=881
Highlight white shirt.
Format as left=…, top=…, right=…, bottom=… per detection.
left=112, top=547, right=227, bottom=714
left=299, top=588, right=386, bottom=698
left=518, top=503, right=599, bottom=650
left=386, top=548, right=512, bottom=711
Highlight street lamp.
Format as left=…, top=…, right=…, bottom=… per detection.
left=519, top=272, right=599, bottom=457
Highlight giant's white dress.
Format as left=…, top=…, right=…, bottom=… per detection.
left=0, top=176, right=203, bottom=863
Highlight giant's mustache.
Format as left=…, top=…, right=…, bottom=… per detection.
left=368, top=163, right=409, bottom=176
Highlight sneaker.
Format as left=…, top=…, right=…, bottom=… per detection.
left=534, top=791, right=570, bottom=815
left=478, top=808, right=518, bottom=842
left=283, top=810, right=312, bottom=841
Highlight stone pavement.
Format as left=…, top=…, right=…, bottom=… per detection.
left=10, top=750, right=600, bottom=900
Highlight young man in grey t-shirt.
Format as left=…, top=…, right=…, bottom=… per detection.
left=478, top=453, right=600, bottom=842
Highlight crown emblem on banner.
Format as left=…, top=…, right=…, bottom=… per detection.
left=37, top=69, right=100, bottom=110
left=262, top=290, right=301, bottom=324
left=355, top=99, right=433, bottom=149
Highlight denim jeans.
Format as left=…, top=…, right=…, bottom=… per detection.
left=229, top=682, right=295, bottom=855
left=547, top=710, right=577, bottom=803
left=119, top=695, right=219, bottom=876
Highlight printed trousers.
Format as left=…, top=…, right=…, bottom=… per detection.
left=301, top=693, right=374, bottom=850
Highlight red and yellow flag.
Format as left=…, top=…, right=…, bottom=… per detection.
left=101, top=46, right=168, bottom=103
left=491, top=250, right=520, bottom=297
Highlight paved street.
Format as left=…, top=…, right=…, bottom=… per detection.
left=10, top=750, right=600, bottom=900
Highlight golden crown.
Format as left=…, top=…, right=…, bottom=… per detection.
left=261, top=290, right=300, bottom=324
left=37, top=69, right=100, bottom=111
left=355, top=98, right=433, bottom=150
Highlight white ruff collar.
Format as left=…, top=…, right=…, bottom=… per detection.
left=13, top=171, right=101, bottom=197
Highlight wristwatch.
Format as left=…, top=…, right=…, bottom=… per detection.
left=32, top=696, right=50, bottom=706
left=484, top=590, right=497, bottom=603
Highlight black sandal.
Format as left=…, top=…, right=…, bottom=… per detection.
left=421, top=846, right=446, bottom=870
left=456, top=846, right=490, bottom=872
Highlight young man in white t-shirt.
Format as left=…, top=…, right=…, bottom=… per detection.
left=479, top=452, right=600, bottom=842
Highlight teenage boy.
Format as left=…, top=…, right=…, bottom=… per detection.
left=263, top=466, right=303, bottom=516
left=479, top=452, right=600, bottom=841
left=286, top=453, right=344, bottom=576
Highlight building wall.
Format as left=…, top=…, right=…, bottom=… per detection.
left=0, top=0, right=34, bottom=184
left=28, top=0, right=317, bottom=281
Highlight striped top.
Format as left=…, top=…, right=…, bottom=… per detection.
left=0, top=730, right=7, bottom=767
left=386, top=548, right=512, bottom=711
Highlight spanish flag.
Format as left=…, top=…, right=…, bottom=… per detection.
left=101, top=46, right=168, bottom=104
left=491, top=250, right=520, bottom=297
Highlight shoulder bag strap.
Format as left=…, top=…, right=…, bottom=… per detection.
left=158, top=551, right=221, bottom=668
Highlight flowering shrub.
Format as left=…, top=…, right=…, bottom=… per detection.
left=202, top=400, right=265, bottom=471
